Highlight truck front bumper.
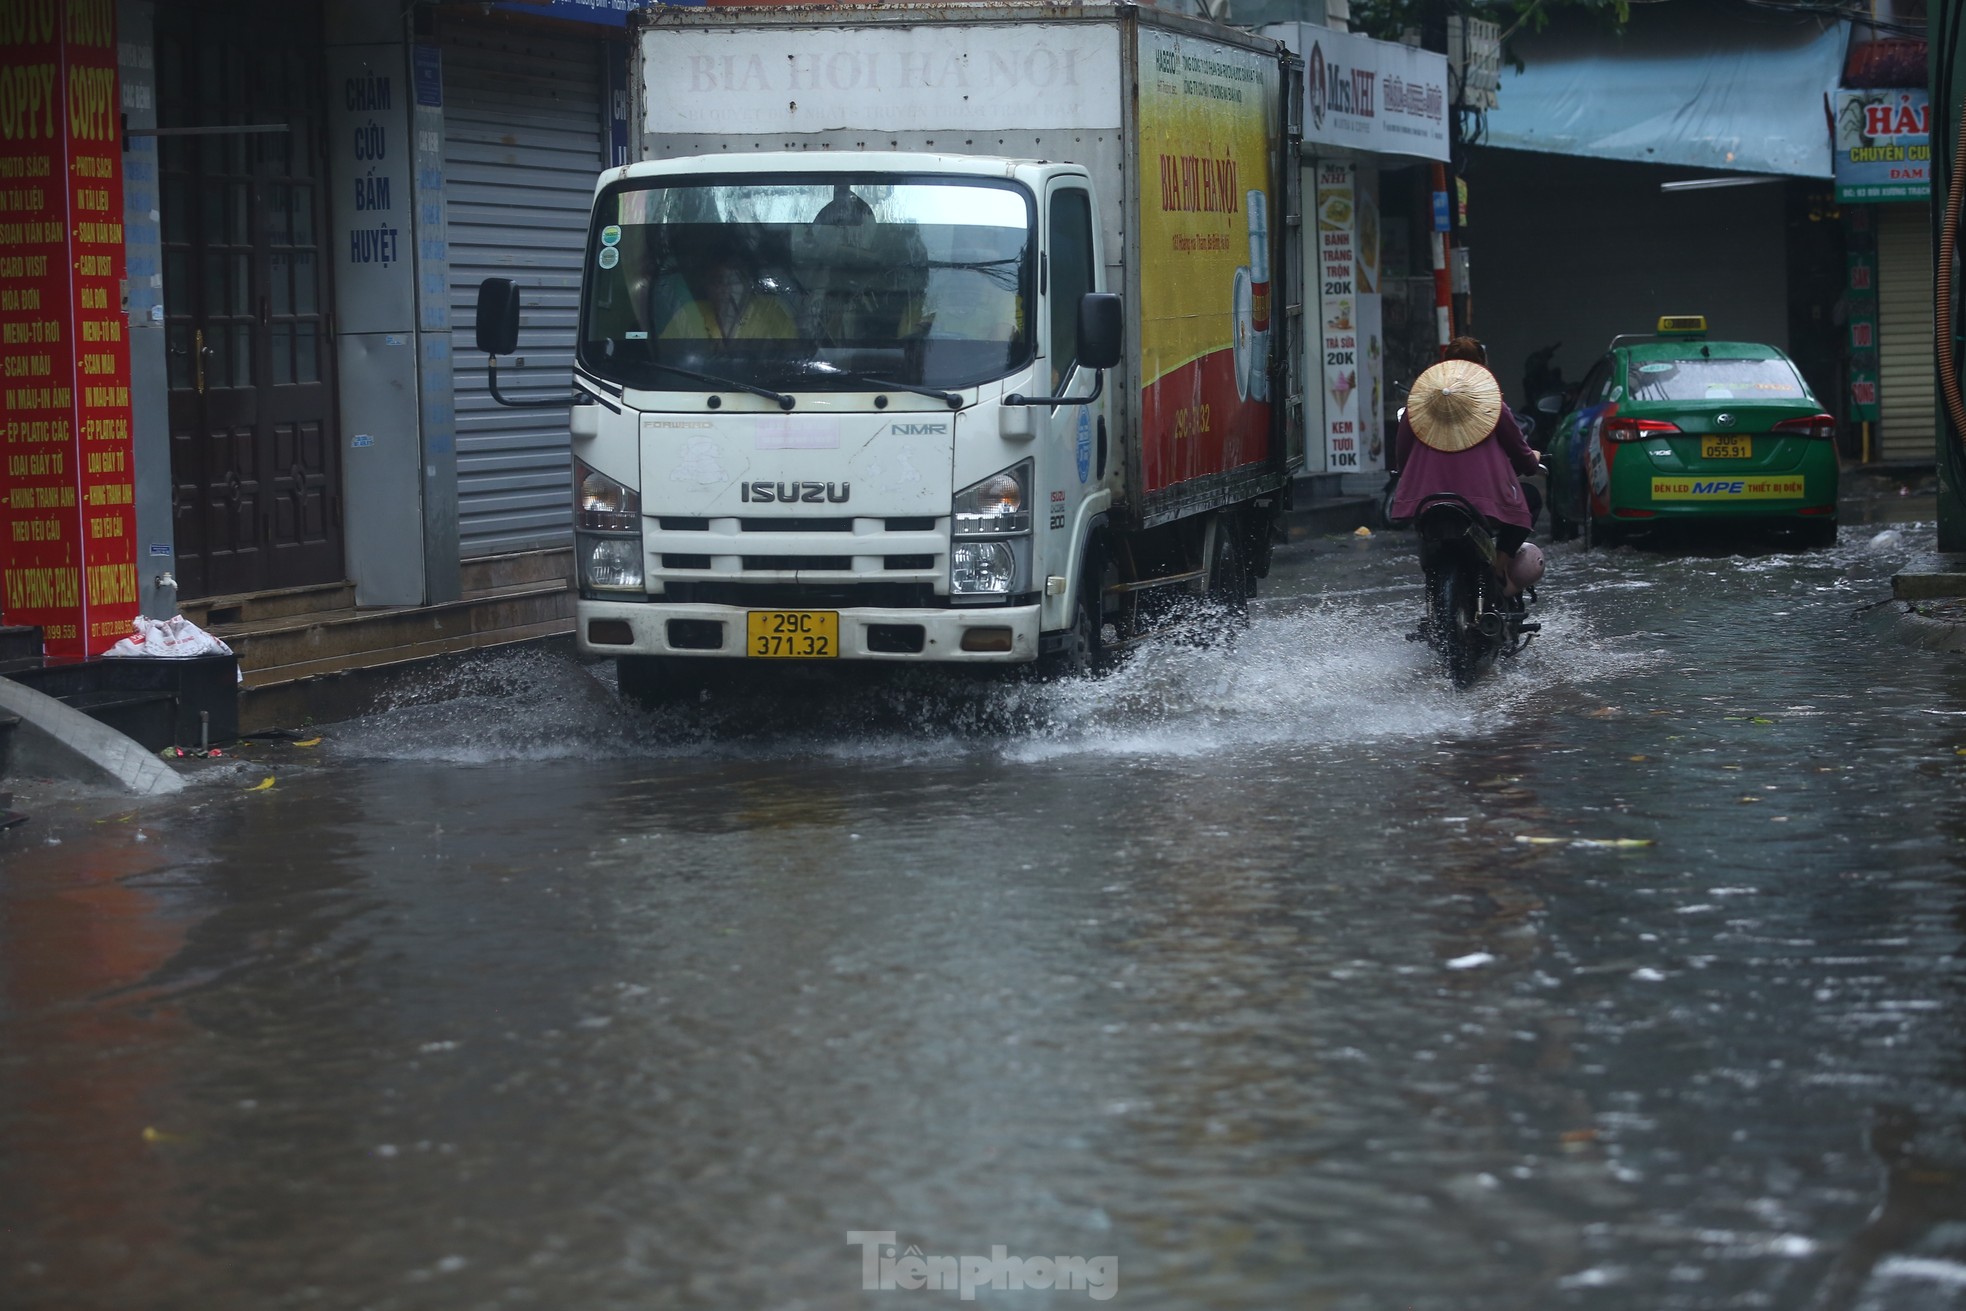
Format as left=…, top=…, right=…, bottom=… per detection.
left=576, top=599, right=1043, bottom=663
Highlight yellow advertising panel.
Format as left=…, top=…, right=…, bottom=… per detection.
left=1651, top=477, right=1807, bottom=501
left=1136, top=31, right=1280, bottom=494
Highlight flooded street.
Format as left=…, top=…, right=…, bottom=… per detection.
left=7, top=513, right=1966, bottom=1310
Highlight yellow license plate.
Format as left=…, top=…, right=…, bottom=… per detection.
left=1701, top=435, right=1752, bottom=459
left=746, top=610, right=838, bottom=658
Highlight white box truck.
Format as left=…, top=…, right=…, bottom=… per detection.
left=474, top=3, right=1304, bottom=696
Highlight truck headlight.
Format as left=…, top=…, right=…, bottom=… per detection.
left=951, top=460, right=1032, bottom=599
left=574, top=459, right=640, bottom=530
left=583, top=536, right=644, bottom=591
left=952, top=461, right=1031, bottom=535
left=951, top=540, right=1017, bottom=594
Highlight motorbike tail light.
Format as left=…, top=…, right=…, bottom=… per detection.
left=1770, top=413, right=1837, bottom=441
left=1601, top=418, right=1681, bottom=443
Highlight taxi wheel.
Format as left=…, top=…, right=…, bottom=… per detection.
left=1798, top=520, right=1838, bottom=550
left=1583, top=513, right=1623, bottom=550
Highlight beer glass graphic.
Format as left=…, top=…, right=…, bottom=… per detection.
left=1244, top=189, right=1269, bottom=402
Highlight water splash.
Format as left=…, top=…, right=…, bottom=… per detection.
left=325, top=584, right=1661, bottom=767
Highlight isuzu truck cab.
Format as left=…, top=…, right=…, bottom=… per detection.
left=474, top=5, right=1305, bottom=698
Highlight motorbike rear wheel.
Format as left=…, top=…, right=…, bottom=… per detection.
left=1434, top=562, right=1491, bottom=689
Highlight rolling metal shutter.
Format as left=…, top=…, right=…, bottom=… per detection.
left=445, top=26, right=604, bottom=555
left=1876, top=202, right=1934, bottom=466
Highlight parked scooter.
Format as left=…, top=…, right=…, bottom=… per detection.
left=1521, top=342, right=1572, bottom=417
left=1410, top=492, right=1542, bottom=688
left=1374, top=381, right=1409, bottom=531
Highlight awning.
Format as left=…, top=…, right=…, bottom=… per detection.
left=1480, top=5, right=1850, bottom=178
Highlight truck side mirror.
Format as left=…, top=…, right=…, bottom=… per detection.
left=475, top=277, right=521, bottom=356
left=1078, top=292, right=1123, bottom=371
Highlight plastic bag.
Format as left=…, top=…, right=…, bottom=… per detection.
left=104, top=614, right=235, bottom=660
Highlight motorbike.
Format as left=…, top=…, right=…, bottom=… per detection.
left=1378, top=406, right=1543, bottom=533
left=1409, top=492, right=1542, bottom=687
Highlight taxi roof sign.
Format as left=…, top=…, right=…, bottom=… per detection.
left=1656, top=315, right=1708, bottom=336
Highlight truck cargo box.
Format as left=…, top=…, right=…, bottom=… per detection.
left=634, top=3, right=1306, bottom=527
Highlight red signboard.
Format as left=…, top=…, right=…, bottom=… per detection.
left=1, top=0, right=136, bottom=660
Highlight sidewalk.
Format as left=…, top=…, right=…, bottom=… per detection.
left=1837, top=467, right=1966, bottom=653
left=1284, top=471, right=1384, bottom=539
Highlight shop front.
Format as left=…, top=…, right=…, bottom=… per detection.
left=1266, top=22, right=1450, bottom=480
left=1835, top=85, right=1933, bottom=466
left=0, top=0, right=636, bottom=661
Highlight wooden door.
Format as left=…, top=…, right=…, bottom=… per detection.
left=158, top=1, right=340, bottom=600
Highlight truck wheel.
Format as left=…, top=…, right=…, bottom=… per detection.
left=1042, top=575, right=1104, bottom=679
left=1170, top=515, right=1250, bottom=651
left=1206, top=515, right=1249, bottom=620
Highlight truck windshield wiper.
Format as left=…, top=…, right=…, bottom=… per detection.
left=802, top=360, right=961, bottom=409
left=646, top=360, right=794, bottom=410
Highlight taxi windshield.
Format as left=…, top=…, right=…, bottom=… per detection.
left=578, top=176, right=1033, bottom=394
left=1626, top=356, right=1809, bottom=403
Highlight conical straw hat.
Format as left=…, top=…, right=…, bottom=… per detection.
left=1407, top=358, right=1503, bottom=452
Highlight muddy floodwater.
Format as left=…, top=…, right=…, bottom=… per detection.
left=5, top=516, right=1966, bottom=1310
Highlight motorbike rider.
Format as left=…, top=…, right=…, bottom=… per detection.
left=1391, top=336, right=1545, bottom=597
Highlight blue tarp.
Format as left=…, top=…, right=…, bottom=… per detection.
left=1480, top=7, right=1850, bottom=178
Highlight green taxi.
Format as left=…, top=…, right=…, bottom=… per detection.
left=1541, top=318, right=1841, bottom=548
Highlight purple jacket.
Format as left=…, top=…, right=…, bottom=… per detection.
left=1390, top=394, right=1541, bottom=530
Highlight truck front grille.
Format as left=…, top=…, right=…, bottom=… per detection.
left=740, top=517, right=853, bottom=533
left=742, top=555, right=852, bottom=572
left=650, top=511, right=945, bottom=588
left=662, top=581, right=940, bottom=609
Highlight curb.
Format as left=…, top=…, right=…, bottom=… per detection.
left=0, top=677, right=185, bottom=796
left=1285, top=494, right=1377, bottom=539
left=1855, top=597, right=1966, bottom=652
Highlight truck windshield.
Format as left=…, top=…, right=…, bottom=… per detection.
left=579, top=177, right=1033, bottom=394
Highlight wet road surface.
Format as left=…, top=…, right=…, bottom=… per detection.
left=5, top=510, right=1966, bottom=1310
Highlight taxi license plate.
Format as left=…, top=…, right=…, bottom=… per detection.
left=1701, top=435, right=1753, bottom=459
left=746, top=610, right=838, bottom=658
